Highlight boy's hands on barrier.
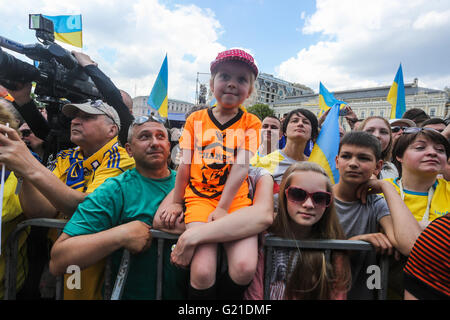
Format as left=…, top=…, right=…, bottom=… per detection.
left=207, top=207, right=228, bottom=222
left=350, top=233, right=394, bottom=255
left=120, top=220, right=152, bottom=254
left=160, top=203, right=184, bottom=229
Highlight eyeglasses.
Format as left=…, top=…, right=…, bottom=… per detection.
left=391, top=126, right=409, bottom=133
left=285, top=186, right=332, bottom=207
left=20, top=129, right=32, bottom=137
left=132, top=115, right=166, bottom=126
left=402, top=127, right=440, bottom=135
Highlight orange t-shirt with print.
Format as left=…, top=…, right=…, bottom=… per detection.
left=179, top=107, right=261, bottom=221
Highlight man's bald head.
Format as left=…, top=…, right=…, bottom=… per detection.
left=120, top=90, right=133, bottom=114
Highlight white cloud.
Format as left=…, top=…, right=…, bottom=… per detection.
left=277, top=0, right=450, bottom=92
left=1, top=0, right=225, bottom=102
left=413, top=10, right=450, bottom=30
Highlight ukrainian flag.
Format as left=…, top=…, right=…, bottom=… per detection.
left=387, top=64, right=406, bottom=119
left=309, top=103, right=340, bottom=184
left=43, top=15, right=82, bottom=48
left=318, top=82, right=346, bottom=117
left=147, top=54, right=168, bottom=118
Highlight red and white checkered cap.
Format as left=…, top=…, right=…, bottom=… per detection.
left=210, top=49, right=258, bottom=77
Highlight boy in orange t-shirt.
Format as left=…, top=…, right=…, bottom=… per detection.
left=162, top=49, right=261, bottom=299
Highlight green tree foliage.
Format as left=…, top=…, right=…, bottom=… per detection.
left=247, top=103, right=274, bottom=120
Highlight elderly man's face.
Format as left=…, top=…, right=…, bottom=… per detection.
left=70, top=110, right=116, bottom=150
left=126, top=121, right=171, bottom=170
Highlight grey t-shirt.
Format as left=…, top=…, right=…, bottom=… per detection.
left=335, top=194, right=390, bottom=300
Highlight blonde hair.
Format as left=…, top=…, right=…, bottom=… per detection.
left=270, top=162, right=351, bottom=299
left=0, top=100, right=20, bottom=132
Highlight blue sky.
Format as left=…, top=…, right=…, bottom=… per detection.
left=2, top=0, right=450, bottom=102
left=167, top=0, right=318, bottom=74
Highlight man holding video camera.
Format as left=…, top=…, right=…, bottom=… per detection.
left=4, top=48, right=134, bottom=154
left=0, top=98, right=135, bottom=300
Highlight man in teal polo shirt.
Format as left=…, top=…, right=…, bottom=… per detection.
left=49, top=116, right=188, bottom=299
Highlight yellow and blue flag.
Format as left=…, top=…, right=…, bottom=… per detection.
left=318, top=82, right=346, bottom=117
left=43, top=15, right=82, bottom=48
left=148, top=54, right=168, bottom=118
left=309, top=103, right=340, bottom=184
left=387, top=64, right=406, bottom=119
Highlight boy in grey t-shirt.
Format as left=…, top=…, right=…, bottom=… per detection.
left=334, top=195, right=390, bottom=299
left=333, top=132, right=421, bottom=299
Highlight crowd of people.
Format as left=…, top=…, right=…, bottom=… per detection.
left=0, top=48, right=449, bottom=301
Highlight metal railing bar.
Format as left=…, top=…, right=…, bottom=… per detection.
left=5, top=219, right=392, bottom=301
left=156, top=239, right=164, bottom=300
left=265, top=237, right=374, bottom=251
left=110, top=250, right=131, bottom=300
left=378, top=255, right=390, bottom=300
left=4, top=218, right=67, bottom=300
left=263, top=246, right=272, bottom=300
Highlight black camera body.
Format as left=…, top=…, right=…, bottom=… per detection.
left=0, top=14, right=103, bottom=162
left=0, top=14, right=100, bottom=103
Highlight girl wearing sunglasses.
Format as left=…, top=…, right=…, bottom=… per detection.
left=255, top=162, right=352, bottom=299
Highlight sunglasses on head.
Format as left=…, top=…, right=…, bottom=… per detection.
left=20, top=129, right=32, bottom=137
left=285, top=186, right=332, bottom=207
left=402, top=127, right=440, bottom=135
left=90, top=99, right=105, bottom=108
left=132, top=115, right=166, bottom=126
left=391, top=126, right=409, bottom=133
left=81, top=100, right=119, bottom=128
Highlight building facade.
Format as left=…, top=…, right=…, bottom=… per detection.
left=245, top=72, right=314, bottom=106
left=272, top=79, right=450, bottom=126
left=132, top=96, right=194, bottom=116
left=205, top=72, right=314, bottom=107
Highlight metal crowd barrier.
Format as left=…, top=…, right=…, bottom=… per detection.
left=4, top=218, right=389, bottom=300
left=263, top=237, right=389, bottom=300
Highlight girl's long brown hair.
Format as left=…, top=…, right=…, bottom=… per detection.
left=269, top=162, right=351, bottom=299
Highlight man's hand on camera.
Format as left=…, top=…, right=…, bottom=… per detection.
left=71, top=51, right=98, bottom=68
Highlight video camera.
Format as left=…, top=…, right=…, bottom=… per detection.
left=0, top=14, right=100, bottom=103
left=0, top=14, right=104, bottom=163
